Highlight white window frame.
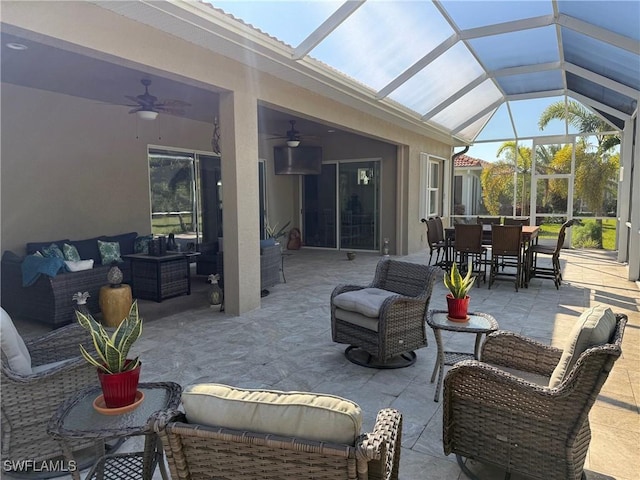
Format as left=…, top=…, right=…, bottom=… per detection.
left=419, top=153, right=445, bottom=219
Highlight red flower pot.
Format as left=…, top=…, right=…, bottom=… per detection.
left=97, top=361, right=141, bottom=408
left=446, top=294, right=470, bottom=321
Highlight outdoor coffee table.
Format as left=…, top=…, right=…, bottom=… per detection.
left=427, top=310, right=498, bottom=402
left=47, top=382, right=182, bottom=480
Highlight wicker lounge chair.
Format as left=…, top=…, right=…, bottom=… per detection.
left=331, top=258, right=437, bottom=368
left=1, top=317, right=99, bottom=478
left=151, top=384, right=403, bottom=480
left=443, top=308, right=627, bottom=480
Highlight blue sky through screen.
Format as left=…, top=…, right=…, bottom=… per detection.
left=207, top=1, right=619, bottom=164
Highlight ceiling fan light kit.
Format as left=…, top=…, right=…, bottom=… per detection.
left=126, top=79, right=190, bottom=121
left=286, top=140, right=300, bottom=148
left=137, top=110, right=158, bottom=121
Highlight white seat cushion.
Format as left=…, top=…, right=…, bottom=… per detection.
left=1, top=307, right=32, bottom=375
left=182, top=383, right=362, bottom=445
left=333, top=288, right=397, bottom=318
left=549, top=305, right=616, bottom=388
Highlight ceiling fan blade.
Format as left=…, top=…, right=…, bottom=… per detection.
left=125, top=95, right=142, bottom=104
left=157, top=106, right=187, bottom=116
left=157, top=99, right=191, bottom=108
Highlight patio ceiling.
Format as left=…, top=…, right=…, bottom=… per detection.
left=94, top=0, right=638, bottom=145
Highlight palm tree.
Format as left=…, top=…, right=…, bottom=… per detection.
left=495, top=142, right=532, bottom=216
left=539, top=100, right=620, bottom=247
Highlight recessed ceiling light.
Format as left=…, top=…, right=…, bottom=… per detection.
left=6, top=42, right=28, bottom=51
left=327, top=129, right=335, bottom=133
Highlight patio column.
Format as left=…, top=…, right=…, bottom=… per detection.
left=219, top=91, right=261, bottom=314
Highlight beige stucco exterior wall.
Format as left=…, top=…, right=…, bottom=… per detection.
left=0, top=84, right=213, bottom=254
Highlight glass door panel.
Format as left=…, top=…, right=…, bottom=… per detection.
left=339, top=161, right=379, bottom=251
left=303, top=164, right=337, bottom=248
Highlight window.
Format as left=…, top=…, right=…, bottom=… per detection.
left=148, top=147, right=221, bottom=250
left=420, top=153, right=444, bottom=219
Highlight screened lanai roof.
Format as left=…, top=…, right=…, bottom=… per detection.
left=209, top=0, right=639, bottom=144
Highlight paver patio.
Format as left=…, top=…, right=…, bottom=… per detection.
left=10, top=248, right=639, bottom=480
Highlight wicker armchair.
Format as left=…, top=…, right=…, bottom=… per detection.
left=331, top=258, right=437, bottom=368
left=1, top=322, right=99, bottom=476
left=151, top=406, right=402, bottom=480
left=443, top=312, right=627, bottom=480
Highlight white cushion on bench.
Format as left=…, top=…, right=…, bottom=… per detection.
left=182, top=383, right=363, bottom=445
left=333, top=288, right=397, bottom=318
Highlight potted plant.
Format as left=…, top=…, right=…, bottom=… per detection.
left=444, top=259, right=475, bottom=321
left=76, top=301, right=143, bottom=408
left=265, top=220, right=291, bottom=244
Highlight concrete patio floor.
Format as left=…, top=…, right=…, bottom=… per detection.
left=11, top=247, right=639, bottom=480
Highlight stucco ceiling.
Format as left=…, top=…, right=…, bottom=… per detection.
left=0, top=26, right=353, bottom=145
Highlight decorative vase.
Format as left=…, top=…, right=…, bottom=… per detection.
left=382, top=238, right=390, bottom=256
left=446, top=294, right=470, bottom=321
left=97, top=361, right=141, bottom=408
left=346, top=251, right=356, bottom=261
left=167, top=233, right=177, bottom=251
left=107, top=262, right=123, bottom=287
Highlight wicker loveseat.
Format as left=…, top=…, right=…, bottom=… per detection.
left=1, top=232, right=137, bottom=327
left=443, top=306, right=627, bottom=480
left=151, top=383, right=403, bottom=480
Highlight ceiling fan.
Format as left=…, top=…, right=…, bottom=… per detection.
left=269, top=120, right=306, bottom=147
left=125, top=79, right=191, bottom=120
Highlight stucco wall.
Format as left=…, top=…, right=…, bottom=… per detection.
left=0, top=84, right=213, bottom=254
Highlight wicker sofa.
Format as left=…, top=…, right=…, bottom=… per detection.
left=0, top=232, right=138, bottom=328
left=151, top=383, right=403, bottom=480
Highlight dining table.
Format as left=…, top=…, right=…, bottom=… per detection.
left=444, top=224, right=540, bottom=288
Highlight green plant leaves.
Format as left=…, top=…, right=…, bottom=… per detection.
left=75, top=300, right=142, bottom=374
left=444, top=259, right=475, bottom=298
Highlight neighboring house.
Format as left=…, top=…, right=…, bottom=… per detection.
left=453, top=155, right=488, bottom=218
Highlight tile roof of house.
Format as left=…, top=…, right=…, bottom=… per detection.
left=454, top=154, right=489, bottom=168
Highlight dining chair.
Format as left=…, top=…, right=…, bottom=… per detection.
left=422, top=217, right=446, bottom=268
left=529, top=219, right=580, bottom=289
left=453, top=224, right=487, bottom=285
left=504, top=217, right=530, bottom=226
left=489, top=225, right=523, bottom=291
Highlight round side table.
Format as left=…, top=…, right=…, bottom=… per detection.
left=99, top=284, right=132, bottom=327
left=427, top=310, right=498, bottom=402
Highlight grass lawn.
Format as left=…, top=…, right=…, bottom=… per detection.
left=538, top=219, right=616, bottom=250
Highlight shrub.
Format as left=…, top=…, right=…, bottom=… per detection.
left=573, top=220, right=602, bottom=248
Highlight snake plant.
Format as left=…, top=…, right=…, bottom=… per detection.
left=444, top=259, right=475, bottom=299
left=76, top=301, right=142, bottom=374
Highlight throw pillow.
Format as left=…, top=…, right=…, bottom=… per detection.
left=62, top=243, right=81, bottom=262
left=548, top=305, right=616, bottom=388
left=41, top=243, right=65, bottom=260
left=182, top=384, right=363, bottom=445
left=0, top=307, right=32, bottom=375
left=64, top=259, right=94, bottom=272
left=97, top=240, right=123, bottom=264
left=134, top=235, right=153, bottom=254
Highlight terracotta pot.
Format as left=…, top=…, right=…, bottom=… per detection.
left=446, top=294, right=470, bottom=321
left=97, top=361, right=141, bottom=408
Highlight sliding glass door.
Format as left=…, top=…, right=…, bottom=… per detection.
left=303, top=160, right=380, bottom=250
left=303, top=163, right=337, bottom=248
left=148, top=148, right=221, bottom=250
